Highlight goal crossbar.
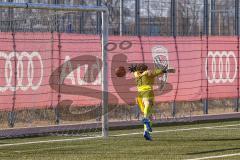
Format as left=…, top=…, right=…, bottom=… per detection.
left=0, top=2, right=109, bottom=138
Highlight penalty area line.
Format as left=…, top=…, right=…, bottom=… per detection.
left=0, top=123, right=239, bottom=148
left=185, top=153, right=240, bottom=160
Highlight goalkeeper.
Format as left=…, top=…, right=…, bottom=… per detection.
left=129, top=63, right=175, bottom=141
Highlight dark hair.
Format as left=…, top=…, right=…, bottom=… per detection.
left=136, top=64, right=148, bottom=73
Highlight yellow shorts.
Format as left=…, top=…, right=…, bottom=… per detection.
left=136, top=96, right=154, bottom=115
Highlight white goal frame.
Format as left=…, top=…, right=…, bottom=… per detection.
left=0, top=2, right=109, bottom=138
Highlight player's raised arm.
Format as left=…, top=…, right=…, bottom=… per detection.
left=149, top=67, right=176, bottom=77
left=148, top=68, right=164, bottom=77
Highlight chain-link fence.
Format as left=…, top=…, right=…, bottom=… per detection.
left=0, top=0, right=238, bottom=36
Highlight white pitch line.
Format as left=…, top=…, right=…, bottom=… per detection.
left=111, top=123, right=240, bottom=137
left=208, top=127, right=240, bottom=130
left=0, top=135, right=103, bottom=148
left=185, top=153, right=240, bottom=160
left=0, top=123, right=239, bottom=148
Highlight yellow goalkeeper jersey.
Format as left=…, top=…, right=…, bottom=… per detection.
left=134, top=69, right=163, bottom=98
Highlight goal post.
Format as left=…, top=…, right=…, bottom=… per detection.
left=0, top=2, right=109, bottom=138
left=101, top=10, right=109, bottom=138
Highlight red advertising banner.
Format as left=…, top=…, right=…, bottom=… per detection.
left=0, top=32, right=238, bottom=110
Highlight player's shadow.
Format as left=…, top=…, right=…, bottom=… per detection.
left=187, top=147, right=240, bottom=155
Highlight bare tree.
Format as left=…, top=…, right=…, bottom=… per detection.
left=177, top=0, right=202, bottom=35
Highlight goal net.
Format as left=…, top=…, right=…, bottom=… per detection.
left=0, top=2, right=109, bottom=138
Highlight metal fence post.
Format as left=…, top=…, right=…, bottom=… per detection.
left=135, top=0, right=140, bottom=36
left=120, top=0, right=124, bottom=36
left=235, top=0, right=239, bottom=112
left=171, top=0, right=176, bottom=36
left=53, top=0, right=60, bottom=32
left=147, top=0, right=150, bottom=36
left=235, top=0, right=239, bottom=35
left=66, top=0, right=74, bottom=33
left=97, top=0, right=101, bottom=34
left=7, top=0, right=16, bottom=128
left=8, top=0, right=13, bottom=31
left=79, top=0, right=84, bottom=33
left=210, top=0, right=216, bottom=35
left=204, top=0, right=209, bottom=35
left=203, top=0, right=209, bottom=114
left=171, top=0, right=177, bottom=117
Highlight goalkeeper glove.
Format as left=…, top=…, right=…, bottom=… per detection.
left=162, top=68, right=176, bottom=73
left=167, top=68, right=176, bottom=73
left=129, top=64, right=137, bottom=73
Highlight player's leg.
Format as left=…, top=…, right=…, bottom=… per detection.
left=148, top=98, right=155, bottom=129
left=136, top=96, right=151, bottom=130
left=142, top=98, right=154, bottom=141
left=136, top=96, right=152, bottom=141
left=142, top=98, right=153, bottom=132
left=136, top=97, right=144, bottom=114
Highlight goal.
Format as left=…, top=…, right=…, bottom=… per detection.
left=0, top=2, right=109, bottom=138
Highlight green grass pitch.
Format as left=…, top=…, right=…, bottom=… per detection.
left=0, top=120, right=240, bottom=160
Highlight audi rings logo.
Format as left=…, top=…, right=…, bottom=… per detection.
left=0, top=52, right=43, bottom=92
left=205, top=51, right=237, bottom=84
